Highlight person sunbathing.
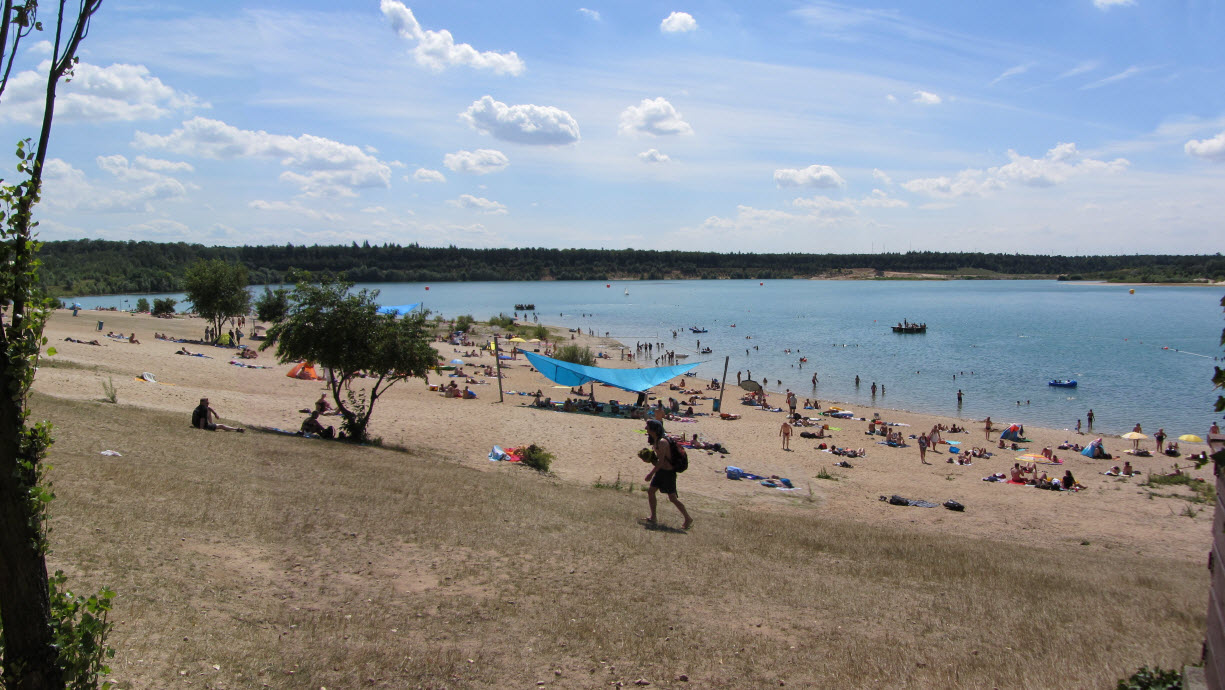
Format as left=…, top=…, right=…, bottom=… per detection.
left=1010, top=464, right=1024, bottom=482
left=300, top=411, right=334, bottom=438
left=128, top=333, right=141, bottom=344
left=1122, top=461, right=1134, bottom=476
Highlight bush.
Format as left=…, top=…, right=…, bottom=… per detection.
left=520, top=444, right=554, bottom=473
left=455, top=314, right=476, bottom=332
left=531, top=323, right=549, bottom=341
left=553, top=344, right=595, bottom=366
left=151, top=298, right=176, bottom=316
left=1116, top=666, right=1182, bottom=689
left=135, top=297, right=149, bottom=313
left=488, top=313, right=515, bottom=329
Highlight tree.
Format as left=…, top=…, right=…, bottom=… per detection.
left=253, top=285, right=289, bottom=325
left=1, top=1, right=114, bottom=688
left=134, top=297, right=148, bottom=313
left=150, top=297, right=176, bottom=316
left=183, top=259, right=250, bottom=340
left=260, top=274, right=437, bottom=443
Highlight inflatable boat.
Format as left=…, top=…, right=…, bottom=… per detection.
left=1048, top=379, right=1077, bottom=387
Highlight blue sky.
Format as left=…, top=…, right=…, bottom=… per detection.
left=2, top=0, right=1223, bottom=254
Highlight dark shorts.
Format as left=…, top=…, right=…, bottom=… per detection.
left=650, top=469, right=678, bottom=495
left=196, top=421, right=217, bottom=431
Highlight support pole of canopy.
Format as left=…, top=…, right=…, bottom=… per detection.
left=493, top=335, right=504, bottom=403
left=717, top=355, right=729, bottom=412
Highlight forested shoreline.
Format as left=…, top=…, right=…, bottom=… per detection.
left=37, top=238, right=1225, bottom=296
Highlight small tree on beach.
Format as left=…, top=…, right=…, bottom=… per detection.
left=134, top=297, right=149, bottom=313
left=260, top=273, right=437, bottom=443
left=183, top=259, right=251, bottom=339
left=253, top=285, right=289, bottom=325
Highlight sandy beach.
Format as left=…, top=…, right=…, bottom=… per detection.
left=39, top=308, right=1216, bottom=563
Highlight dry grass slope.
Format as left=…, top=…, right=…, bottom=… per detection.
left=40, top=393, right=1203, bottom=689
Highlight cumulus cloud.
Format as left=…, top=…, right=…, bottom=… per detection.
left=638, top=148, right=671, bottom=163
left=857, top=189, right=909, bottom=208
left=791, top=195, right=856, bottom=218
left=1093, top=0, right=1135, bottom=9
left=381, top=0, right=524, bottom=75
left=902, top=143, right=1129, bottom=198
left=413, top=167, right=447, bottom=182
left=660, top=11, right=697, bottom=33
left=579, top=8, right=601, bottom=21
left=619, top=97, right=693, bottom=136
left=774, top=164, right=845, bottom=189
left=27, top=40, right=52, bottom=55
left=42, top=156, right=191, bottom=213
left=912, top=90, right=942, bottom=105
left=448, top=194, right=507, bottom=214
left=134, top=117, right=392, bottom=197
left=0, top=61, right=201, bottom=124
left=443, top=148, right=510, bottom=174
left=1185, top=132, right=1225, bottom=161
left=460, top=95, right=580, bottom=145
left=872, top=168, right=894, bottom=185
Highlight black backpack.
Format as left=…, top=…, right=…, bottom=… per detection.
left=668, top=438, right=689, bottom=473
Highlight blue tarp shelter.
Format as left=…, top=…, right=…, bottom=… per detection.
left=377, top=302, right=421, bottom=316
left=524, top=351, right=702, bottom=393
left=1000, top=424, right=1023, bottom=441
left=1082, top=438, right=1106, bottom=458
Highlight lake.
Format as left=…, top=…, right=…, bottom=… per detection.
left=69, top=279, right=1224, bottom=436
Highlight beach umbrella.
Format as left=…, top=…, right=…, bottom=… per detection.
left=450, top=358, right=464, bottom=365
left=528, top=338, right=541, bottom=343
left=739, top=379, right=762, bottom=393
left=1179, top=434, right=1204, bottom=443
left=509, top=337, right=527, bottom=343
left=1122, top=430, right=1147, bottom=450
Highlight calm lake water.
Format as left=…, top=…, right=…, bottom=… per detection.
left=72, top=280, right=1224, bottom=436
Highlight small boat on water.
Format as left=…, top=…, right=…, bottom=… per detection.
left=690, top=327, right=708, bottom=333
left=700, top=347, right=713, bottom=354
left=892, top=319, right=927, bottom=333
left=1048, top=379, right=1078, bottom=388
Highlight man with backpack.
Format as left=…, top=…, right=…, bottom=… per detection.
left=643, top=419, right=693, bottom=530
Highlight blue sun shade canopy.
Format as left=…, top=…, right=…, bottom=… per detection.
left=524, top=351, right=703, bottom=393
left=377, top=303, right=421, bottom=316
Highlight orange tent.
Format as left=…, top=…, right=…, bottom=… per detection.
left=286, top=362, right=322, bottom=380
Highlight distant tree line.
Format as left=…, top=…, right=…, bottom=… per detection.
left=35, top=238, right=1225, bottom=295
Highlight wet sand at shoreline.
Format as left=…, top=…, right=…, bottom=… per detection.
left=38, top=309, right=1216, bottom=563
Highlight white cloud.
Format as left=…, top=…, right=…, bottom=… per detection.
left=134, top=117, right=392, bottom=197
left=27, top=40, right=52, bottom=55
left=990, top=63, right=1032, bottom=86
left=248, top=199, right=343, bottom=223
left=1057, top=60, right=1099, bottom=80
left=0, top=61, right=201, bottom=124
left=872, top=168, right=894, bottom=185
left=857, top=189, right=908, bottom=208
left=460, top=95, right=580, bottom=145
left=1093, top=0, right=1135, bottom=10
left=448, top=194, right=507, bottom=214
left=1081, top=65, right=1141, bottom=90
left=579, top=8, right=601, bottom=21
left=619, top=97, right=693, bottom=136
left=774, top=164, right=845, bottom=189
left=661, top=11, right=698, bottom=33
left=443, top=148, right=509, bottom=174
left=1185, top=132, right=1225, bottom=161
left=380, top=0, right=524, bottom=75
left=791, top=195, right=857, bottom=217
left=413, top=167, right=447, bottom=182
left=912, top=90, right=942, bottom=105
left=885, top=94, right=898, bottom=103
left=133, top=156, right=194, bottom=173
left=43, top=156, right=191, bottom=213
left=902, top=142, right=1129, bottom=198
left=638, top=148, right=671, bottom=163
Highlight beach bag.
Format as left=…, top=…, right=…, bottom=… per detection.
left=668, top=439, right=689, bottom=473
left=943, top=500, right=965, bottom=512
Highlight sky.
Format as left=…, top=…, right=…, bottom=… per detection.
left=2, top=0, right=1224, bottom=254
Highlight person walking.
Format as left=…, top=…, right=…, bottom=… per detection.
left=642, top=419, right=692, bottom=529
left=787, top=390, right=797, bottom=416
left=780, top=420, right=792, bottom=450
left=1154, top=428, right=1166, bottom=454
left=957, top=389, right=963, bottom=405
left=983, top=416, right=993, bottom=441
left=918, top=432, right=931, bottom=464
left=1087, top=409, right=1095, bottom=431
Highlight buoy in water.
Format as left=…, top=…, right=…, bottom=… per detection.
left=1129, top=289, right=1135, bottom=294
